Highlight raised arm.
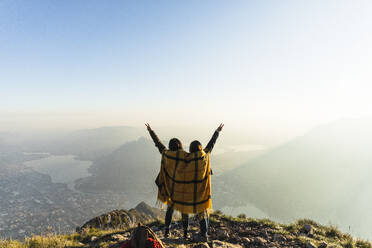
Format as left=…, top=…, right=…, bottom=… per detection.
left=204, top=123, right=224, bottom=153
left=145, top=123, right=166, bottom=154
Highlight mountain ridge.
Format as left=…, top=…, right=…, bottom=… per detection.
left=2, top=205, right=371, bottom=248
left=215, top=118, right=372, bottom=239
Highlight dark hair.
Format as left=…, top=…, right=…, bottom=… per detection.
left=189, top=140, right=202, bottom=153
left=169, top=138, right=183, bottom=151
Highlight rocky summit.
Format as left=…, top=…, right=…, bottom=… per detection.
left=2, top=207, right=372, bottom=248
left=77, top=202, right=165, bottom=232
left=77, top=213, right=369, bottom=248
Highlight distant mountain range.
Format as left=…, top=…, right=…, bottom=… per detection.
left=74, top=136, right=262, bottom=204
left=22, top=126, right=143, bottom=160
left=75, top=138, right=161, bottom=203
left=216, top=118, right=372, bottom=238
left=3, top=120, right=372, bottom=239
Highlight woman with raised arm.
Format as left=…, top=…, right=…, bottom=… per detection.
left=145, top=123, right=189, bottom=239
left=146, top=123, right=224, bottom=241
left=145, top=123, right=182, bottom=154
left=189, top=123, right=224, bottom=154
left=188, top=123, right=224, bottom=242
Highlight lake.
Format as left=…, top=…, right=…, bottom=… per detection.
left=23, top=154, right=92, bottom=187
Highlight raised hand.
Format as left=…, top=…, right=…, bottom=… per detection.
left=216, top=123, right=224, bottom=132
left=145, top=123, right=152, bottom=131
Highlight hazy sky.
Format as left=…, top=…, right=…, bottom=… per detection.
left=1, top=0, right=372, bottom=137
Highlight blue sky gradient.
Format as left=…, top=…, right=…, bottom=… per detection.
left=1, top=1, right=372, bottom=134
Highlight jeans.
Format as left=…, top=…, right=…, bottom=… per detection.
left=165, top=206, right=209, bottom=236
left=165, top=206, right=189, bottom=232
left=199, top=217, right=209, bottom=236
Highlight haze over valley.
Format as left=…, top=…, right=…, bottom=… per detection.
left=1, top=119, right=372, bottom=240
left=2, top=0, right=372, bottom=244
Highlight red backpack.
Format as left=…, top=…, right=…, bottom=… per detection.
left=122, top=224, right=164, bottom=248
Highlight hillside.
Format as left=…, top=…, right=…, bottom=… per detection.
left=74, top=137, right=263, bottom=204
left=22, top=126, right=143, bottom=160
left=4, top=119, right=372, bottom=242
left=0, top=134, right=49, bottom=166
left=75, top=138, right=160, bottom=202
left=2, top=210, right=371, bottom=248
left=0, top=135, right=262, bottom=240
left=77, top=201, right=165, bottom=232
left=215, top=119, right=372, bottom=238
left=0, top=162, right=129, bottom=239
left=211, top=150, right=265, bottom=176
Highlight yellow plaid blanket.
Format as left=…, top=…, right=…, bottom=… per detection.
left=157, top=150, right=212, bottom=214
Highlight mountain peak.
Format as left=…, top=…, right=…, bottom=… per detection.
left=4, top=211, right=370, bottom=248
left=135, top=201, right=152, bottom=211
left=133, top=201, right=165, bottom=220
left=77, top=203, right=165, bottom=232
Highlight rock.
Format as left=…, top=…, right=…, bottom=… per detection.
left=318, top=241, right=328, bottom=248
left=289, top=240, right=297, bottom=246
left=242, top=237, right=250, bottom=242
left=193, top=243, right=210, bottom=248
left=273, top=233, right=286, bottom=242
left=168, top=229, right=181, bottom=237
left=111, top=234, right=125, bottom=241
left=286, top=234, right=295, bottom=240
left=216, top=229, right=230, bottom=239
left=241, top=237, right=251, bottom=245
left=254, top=237, right=267, bottom=245
left=210, top=240, right=243, bottom=248
left=134, top=201, right=165, bottom=219
left=227, top=237, right=240, bottom=244
left=79, top=204, right=164, bottom=231
left=302, top=224, right=314, bottom=235
left=306, top=241, right=317, bottom=248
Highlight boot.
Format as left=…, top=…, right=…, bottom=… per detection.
left=164, top=227, right=169, bottom=238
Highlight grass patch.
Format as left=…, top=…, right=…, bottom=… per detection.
left=282, top=223, right=299, bottom=233
left=213, top=210, right=223, bottom=215
left=325, top=225, right=343, bottom=239
left=0, top=234, right=85, bottom=248
left=296, top=219, right=322, bottom=229
left=247, top=218, right=278, bottom=229
left=356, top=239, right=372, bottom=248
left=0, top=239, right=24, bottom=248
left=237, top=213, right=246, bottom=219
left=342, top=239, right=355, bottom=248
left=2, top=215, right=371, bottom=248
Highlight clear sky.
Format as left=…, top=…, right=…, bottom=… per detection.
left=1, top=0, right=372, bottom=138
